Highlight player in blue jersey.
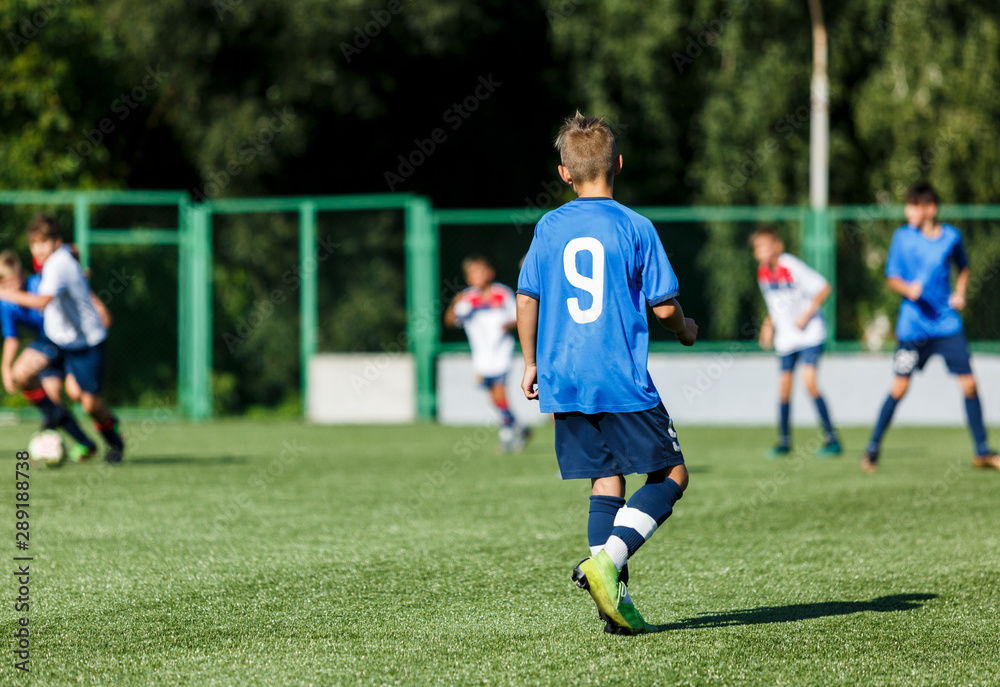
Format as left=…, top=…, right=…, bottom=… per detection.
left=517, top=112, right=698, bottom=634
left=861, top=182, right=997, bottom=473
left=0, top=250, right=98, bottom=461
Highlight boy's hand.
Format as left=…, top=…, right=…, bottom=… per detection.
left=949, top=292, right=966, bottom=310
left=675, top=318, right=698, bottom=346
left=795, top=311, right=813, bottom=330
left=759, top=327, right=773, bottom=350
left=521, top=363, right=539, bottom=400
left=905, top=282, right=923, bottom=302
left=2, top=371, right=15, bottom=395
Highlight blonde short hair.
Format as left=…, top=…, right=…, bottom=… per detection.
left=0, top=250, right=23, bottom=281
left=555, top=111, right=617, bottom=185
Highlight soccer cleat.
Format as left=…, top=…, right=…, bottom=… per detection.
left=860, top=450, right=879, bottom=473
left=816, top=439, right=842, bottom=458
left=69, top=443, right=97, bottom=463
left=497, top=426, right=516, bottom=454
left=514, top=425, right=533, bottom=452
left=973, top=452, right=1000, bottom=470
left=572, top=551, right=655, bottom=634
left=767, top=444, right=791, bottom=459
left=104, top=446, right=124, bottom=465
left=602, top=581, right=658, bottom=635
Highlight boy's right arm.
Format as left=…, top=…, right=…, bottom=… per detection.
left=516, top=294, right=539, bottom=399
left=759, top=315, right=774, bottom=350
left=652, top=298, right=698, bottom=346
left=887, top=277, right=922, bottom=302
left=2, top=337, right=18, bottom=394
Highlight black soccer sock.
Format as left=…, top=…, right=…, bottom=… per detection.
left=57, top=407, right=97, bottom=450
left=95, top=416, right=124, bottom=450
left=24, top=389, right=59, bottom=429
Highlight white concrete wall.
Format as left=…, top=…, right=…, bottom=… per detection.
left=307, top=353, right=415, bottom=424
left=437, top=352, right=1000, bottom=427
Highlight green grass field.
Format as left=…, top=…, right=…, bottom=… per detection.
left=1, top=420, right=998, bottom=686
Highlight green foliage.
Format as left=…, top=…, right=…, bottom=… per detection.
left=3, top=0, right=1000, bottom=409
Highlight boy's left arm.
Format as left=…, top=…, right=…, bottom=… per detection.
left=950, top=268, right=969, bottom=310
left=516, top=294, right=539, bottom=400
left=796, top=283, right=832, bottom=330
left=0, top=289, right=52, bottom=311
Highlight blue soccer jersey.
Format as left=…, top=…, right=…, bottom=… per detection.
left=517, top=197, right=679, bottom=414
left=0, top=275, right=43, bottom=338
left=886, top=223, right=967, bottom=342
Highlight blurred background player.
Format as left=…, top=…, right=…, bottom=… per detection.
left=0, top=249, right=98, bottom=461
left=517, top=112, right=698, bottom=635
left=0, top=216, right=124, bottom=463
left=751, top=228, right=841, bottom=458
left=445, top=255, right=530, bottom=453
left=862, top=182, right=998, bottom=473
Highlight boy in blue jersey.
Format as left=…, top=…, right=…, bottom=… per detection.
left=517, top=112, right=698, bottom=634
left=0, top=216, right=125, bottom=464
left=0, top=250, right=98, bottom=461
left=861, top=182, right=997, bottom=472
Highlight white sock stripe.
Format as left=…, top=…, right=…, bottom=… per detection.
left=604, top=536, right=629, bottom=571
left=613, top=506, right=658, bottom=539
left=589, top=545, right=603, bottom=556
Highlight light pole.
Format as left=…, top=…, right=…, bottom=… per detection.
left=806, top=0, right=834, bottom=341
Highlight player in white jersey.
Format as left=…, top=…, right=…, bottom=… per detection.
left=0, top=215, right=125, bottom=463
left=445, top=255, right=529, bottom=452
left=752, top=228, right=840, bottom=458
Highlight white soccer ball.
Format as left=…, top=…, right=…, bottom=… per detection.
left=27, top=430, right=67, bottom=469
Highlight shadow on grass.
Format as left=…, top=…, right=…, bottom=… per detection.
left=131, top=455, right=249, bottom=465
left=652, top=594, right=937, bottom=632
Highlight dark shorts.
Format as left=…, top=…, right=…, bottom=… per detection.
left=27, top=335, right=64, bottom=380
left=480, top=373, right=507, bottom=390
left=893, top=332, right=972, bottom=377
left=553, top=402, right=685, bottom=480
left=61, top=342, right=106, bottom=395
left=780, top=344, right=824, bottom=372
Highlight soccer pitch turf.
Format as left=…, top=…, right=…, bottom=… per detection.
left=1, top=421, right=998, bottom=686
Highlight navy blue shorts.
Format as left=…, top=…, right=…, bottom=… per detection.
left=62, top=342, right=106, bottom=395
left=553, top=402, right=685, bottom=480
left=27, top=335, right=64, bottom=380
left=480, top=373, right=507, bottom=390
left=780, top=344, right=823, bottom=372
left=893, top=332, right=972, bottom=377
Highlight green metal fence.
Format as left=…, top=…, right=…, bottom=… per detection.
left=2, top=191, right=998, bottom=422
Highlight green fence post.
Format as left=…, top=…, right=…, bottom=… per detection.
left=74, top=194, right=91, bottom=269
left=299, top=201, right=318, bottom=413
left=178, top=202, right=192, bottom=417
left=817, top=207, right=835, bottom=343
left=802, top=208, right=836, bottom=345
left=188, top=204, right=213, bottom=420
left=405, top=196, right=437, bottom=421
